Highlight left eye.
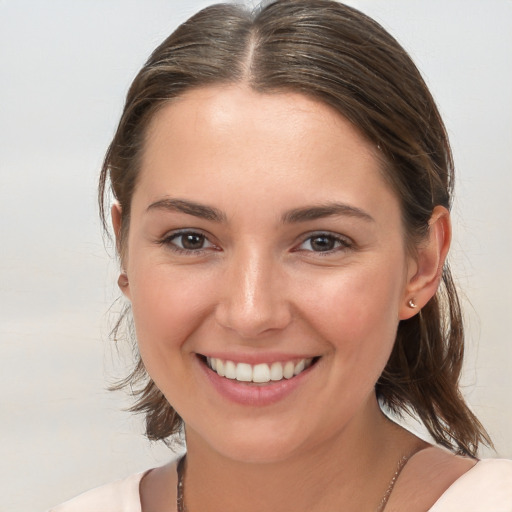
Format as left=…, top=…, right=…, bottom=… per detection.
left=298, top=234, right=350, bottom=252
left=167, top=232, right=214, bottom=251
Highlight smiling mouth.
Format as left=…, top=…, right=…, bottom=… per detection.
left=201, top=356, right=319, bottom=384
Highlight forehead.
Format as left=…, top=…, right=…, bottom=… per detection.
left=144, top=85, right=377, bottom=157
left=136, top=84, right=396, bottom=217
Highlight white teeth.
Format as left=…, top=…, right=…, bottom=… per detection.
left=294, top=359, right=305, bottom=376
left=206, top=357, right=315, bottom=383
left=225, top=360, right=237, bottom=379
left=270, top=361, right=283, bottom=381
left=283, top=361, right=295, bottom=379
left=252, top=363, right=271, bottom=383
left=236, top=363, right=252, bottom=382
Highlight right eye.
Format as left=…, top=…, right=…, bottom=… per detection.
left=160, top=230, right=216, bottom=254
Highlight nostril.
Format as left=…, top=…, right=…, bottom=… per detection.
left=214, top=301, right=293, bottom=338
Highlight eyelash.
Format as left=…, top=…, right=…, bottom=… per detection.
left=158, top=230, right=353, bottom=256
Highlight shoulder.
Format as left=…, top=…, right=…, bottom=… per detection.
left=429, top=458, right=512, bottom=511
left=47, top=471, right=146, bottom=512
left=386, top=445, right=478, bottom=511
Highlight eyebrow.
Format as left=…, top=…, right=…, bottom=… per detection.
left=282, top=203, right=375, bottom=224
left=146, top=198, right=226, bottom=222
left=146, top=198, right=374, bottom=224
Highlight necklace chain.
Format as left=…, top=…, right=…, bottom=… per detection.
left=177, top=453, right=410, bottom=512
left=375, top=455, right=409, bottom=512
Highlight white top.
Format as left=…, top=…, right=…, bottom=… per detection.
left=428, top=459, right=512, bottom=511
left=49, top=459, right=512, bottom=512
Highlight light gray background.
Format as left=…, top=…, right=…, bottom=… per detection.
left=1, top=1, right=511, bottom=510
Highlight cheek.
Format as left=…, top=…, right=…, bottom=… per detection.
left=128, top=262, right=214, bottom=358
left=126, top=264, right=219, bottom=412
left=297, top=264, right=403, bottom=360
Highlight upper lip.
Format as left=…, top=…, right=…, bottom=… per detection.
left=196, top=352, right=320, bottom=365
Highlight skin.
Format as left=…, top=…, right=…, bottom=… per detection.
left=113, top=85, right=473, bottom=511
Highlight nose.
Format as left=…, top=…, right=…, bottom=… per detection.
left=215, top=246, right=292, bottom=339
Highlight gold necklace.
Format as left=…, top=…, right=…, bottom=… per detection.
left=376, top=455, right=409, bottom=512
left=176, top=454, right=410, bottom=512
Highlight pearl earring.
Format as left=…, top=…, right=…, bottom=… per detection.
left=407, top=298, right=417, bottom=309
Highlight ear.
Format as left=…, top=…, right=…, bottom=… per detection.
left=399, top=206, right=451, bottom=320
left=111, top=202, right=131, bottom=299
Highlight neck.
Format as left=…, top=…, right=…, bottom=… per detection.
left=182, top=397, right=421, bottom=512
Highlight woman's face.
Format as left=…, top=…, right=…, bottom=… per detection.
left=120, top=85, right=417, bottom=462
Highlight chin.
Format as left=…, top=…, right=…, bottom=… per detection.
left=185, top=414, right=343, bottom=466
left=214, top=438, right=306, bottom=465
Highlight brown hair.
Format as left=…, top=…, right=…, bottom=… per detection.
left=100, top=0, right=491, bottom=455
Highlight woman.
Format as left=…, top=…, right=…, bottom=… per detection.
left=51, top=0, right=512, bottom=510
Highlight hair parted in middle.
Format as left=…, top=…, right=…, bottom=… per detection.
left=100, top=0, right=491, bottom=456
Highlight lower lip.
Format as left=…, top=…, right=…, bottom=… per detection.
left=197, top=357, right=316, bottom=406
